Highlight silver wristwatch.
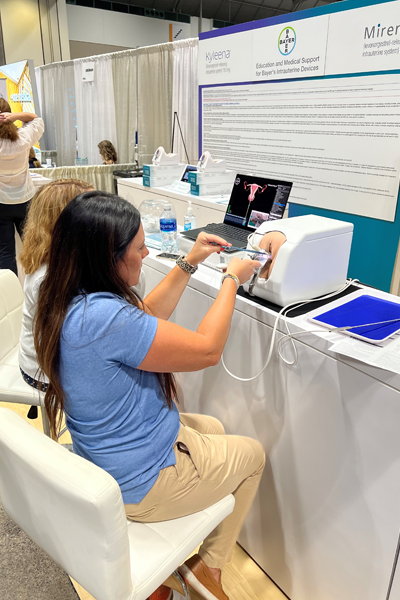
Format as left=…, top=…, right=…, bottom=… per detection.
left=176, top=255, right=198, bottom=275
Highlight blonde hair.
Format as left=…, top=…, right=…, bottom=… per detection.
left=0, top=98, right=18, bottom=142
left=98, top=140, right=117, bottom=163
left=20, top=179, right=93, bottom=274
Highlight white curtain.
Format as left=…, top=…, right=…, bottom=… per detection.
left=111, top=50, right=137, bottom=165
left=171, top=38, right=199, bottom=165
left=137, top=43, right=174, bottom=167
left=35, top=61, right=77, bottom=166
left=74, top=55, right=117, bottom=166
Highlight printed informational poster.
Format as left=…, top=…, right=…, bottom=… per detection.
left=199, top=0, right=400, bottom=221
left=200, top=74, right=400, bottom=221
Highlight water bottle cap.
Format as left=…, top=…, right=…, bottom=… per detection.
left=164, top=203, right=172, bottom=209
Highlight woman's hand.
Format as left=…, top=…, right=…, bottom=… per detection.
left=0, top=112, right=15, bottom=123
left=0, top=112, right=38, bottom=123
left=259, top=231, right=286, bottom=279
left=226, top=257, right=261, bottom=285
left=186, top=232, right=231, bottom=266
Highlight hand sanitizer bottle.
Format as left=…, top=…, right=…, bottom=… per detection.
left=184, top=201, right=196, bottom=231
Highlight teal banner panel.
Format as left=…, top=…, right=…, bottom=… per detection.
left=288, top=201, right=400, bottom=292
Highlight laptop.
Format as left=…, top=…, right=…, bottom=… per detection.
left=182, top=174, right=293, bottom=251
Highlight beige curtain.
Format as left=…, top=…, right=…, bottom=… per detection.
left=31, top=164, right=136, bottom=194
left=171, top=38, right=199, bottom=164
left=36, top=61, right=77, bottom=167
left=137, top=43, right=174, bottom=167
left=111, top=50, right=138, bottom=165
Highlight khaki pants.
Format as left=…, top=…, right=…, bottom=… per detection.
left=125, top=413, right=265, bottom=568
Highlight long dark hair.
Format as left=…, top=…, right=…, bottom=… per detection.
left=34, top=191, right=177, bottom=439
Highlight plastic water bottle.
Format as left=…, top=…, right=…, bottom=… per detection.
left=159, top=203, right=178, bottom=252
left=184, top=200, right=197, bottom=231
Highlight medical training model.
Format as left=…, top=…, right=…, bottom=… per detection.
left=243, top=181, right=268, bottom=220
left=152, top=146, right=179, bottom=166
left=197, top=150, right=227, bottom=172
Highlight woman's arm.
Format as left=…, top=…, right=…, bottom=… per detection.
left=0, top=112, right=39, bottom=123
left=139, top=257, right=260, bottom=372
left=143, top=232, right=230, bottom=320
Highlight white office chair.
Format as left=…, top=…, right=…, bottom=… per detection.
left=0, top=269, right=50, bottom=436
left=0, top=407, right=235, bottom=600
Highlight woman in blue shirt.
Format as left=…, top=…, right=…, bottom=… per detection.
left=34, top=191, right=265, bottom=600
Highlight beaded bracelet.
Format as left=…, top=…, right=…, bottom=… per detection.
left=221, top=272, right=240, bottom=290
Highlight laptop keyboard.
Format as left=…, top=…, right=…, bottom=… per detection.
left=205, top=223, right=250, bottom=243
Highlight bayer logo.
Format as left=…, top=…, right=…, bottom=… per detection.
left=278, top=27, right=296, bottom=56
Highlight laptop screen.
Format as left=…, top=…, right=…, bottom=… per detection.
left=224, top=174, right=292, bottom=231
left=181, top=165, right=197, bottom=183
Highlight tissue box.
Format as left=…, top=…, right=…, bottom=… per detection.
left=143, top=164, right=185, bottom=177
left=187, top=170, right=236, bottom=185
left=190, top=182, right=234, bottom=196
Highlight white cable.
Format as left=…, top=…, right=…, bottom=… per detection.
left=221, top=278, right=360, bottom=382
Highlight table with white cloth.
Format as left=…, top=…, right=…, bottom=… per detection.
left=31, top=163, right=137, bottom=194
left=142, top=247, right=400, bottom=600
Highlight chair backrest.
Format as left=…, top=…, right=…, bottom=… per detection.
left=0, top=408, right=133, bottom=600
left=0, top=269, right=23, bottom=362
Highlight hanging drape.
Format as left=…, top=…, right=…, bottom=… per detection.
left=137, top=43, right=174, bottom=167
left=171, top=38, right=198, bottom=164
left=31, top=164, right=135, bottom=194
left=73, top=55, right=117, bottom=166
left=34, top=38, right=199, bottom=169
left=111, top=50, right=138, bottom=165
left=37, top=61, right=77, bottom=167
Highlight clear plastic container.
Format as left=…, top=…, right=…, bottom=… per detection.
left=139, top=199, right=168, bottom=233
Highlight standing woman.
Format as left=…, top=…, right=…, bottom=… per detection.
left=0, top=99, right=44, bottom=275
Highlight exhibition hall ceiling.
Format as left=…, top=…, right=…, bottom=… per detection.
left=119, top=0, right=337, bottom=25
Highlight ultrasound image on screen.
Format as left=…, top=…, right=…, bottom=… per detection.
left=224, top=174, right=292, bottom=230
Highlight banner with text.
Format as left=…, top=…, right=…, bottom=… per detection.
left=199, top=0, right=400, bottom=221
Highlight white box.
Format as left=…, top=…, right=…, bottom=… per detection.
left=243, top=215, right=354, bottom=306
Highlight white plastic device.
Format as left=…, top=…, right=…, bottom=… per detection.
left=243, top=215, right=354, bottom=306
left=197, top=151, right=227, bottom=173
left=152, top=146, right=179, bottom=166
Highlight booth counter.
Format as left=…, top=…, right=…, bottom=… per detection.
left=142, top=248, right=400, bottom=600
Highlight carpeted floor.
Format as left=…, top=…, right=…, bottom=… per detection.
left=0, top=499, right=79, bottom=600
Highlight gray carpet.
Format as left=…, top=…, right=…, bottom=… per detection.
left=0, top=499, right=80, bottom=600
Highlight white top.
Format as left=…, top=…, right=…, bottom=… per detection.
left=0, top=118, right=45, bottom=204
left=19, top=264, right=48, bottom=381
left=19, top=264, right=147, bottom=381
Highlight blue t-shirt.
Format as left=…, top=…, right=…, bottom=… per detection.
left=59, top=292, right=180, bottom=504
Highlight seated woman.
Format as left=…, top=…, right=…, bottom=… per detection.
left=34, top=191, right=265, bottom=600
left=28, top=147, right=41, bottom=168
left=98, top=139, right=117, bottom=164
left=19, top=178, right=93, bottom=390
